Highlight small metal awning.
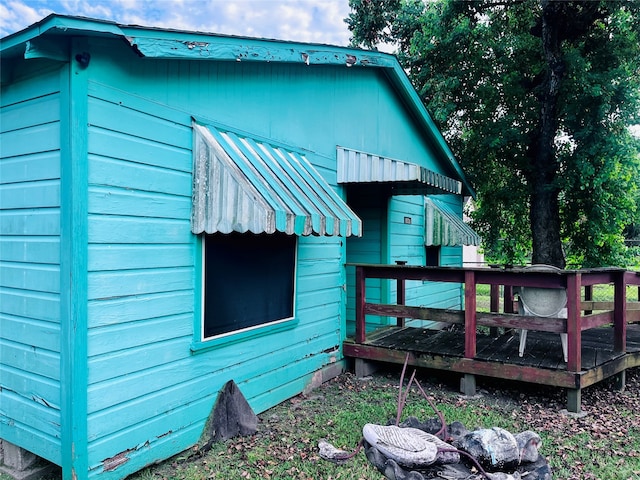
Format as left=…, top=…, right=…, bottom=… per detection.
left=191, top=123, right=362, bottom=237
left=425, top=197, right=480, bottom=246
left=336, top=146, right=462, bottom=195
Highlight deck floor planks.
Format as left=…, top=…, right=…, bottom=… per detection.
left=416, top=330, right=465, bottom=357
left=515, top=331, right=566, bottom=369
left=351, top=323, right=640, bottom=373
left=477, top=332, right=521, bottom=363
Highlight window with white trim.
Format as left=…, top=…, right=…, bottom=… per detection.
left=202, top=232, right=297, bottom=339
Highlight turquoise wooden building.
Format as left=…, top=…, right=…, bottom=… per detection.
left=0, top=15, right=478, bottom=480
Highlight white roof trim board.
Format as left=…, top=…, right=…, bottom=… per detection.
left=336, top=146, right=462, bottom=195
left=191, top=123, right=362, bottom=237
left=425, top=197, right=480, bottom=246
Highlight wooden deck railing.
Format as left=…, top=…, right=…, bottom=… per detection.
left=352, top=264, right=640, bottom=374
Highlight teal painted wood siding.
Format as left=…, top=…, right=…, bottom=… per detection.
left=81, top=78, right=348, bottom=478
left=391, top=196, right=464, bottom=318
left=345, top=194, right=465, bottom=333
left=0, top=68, right=63, bottom=465
left=1, top=25, right=470, bottom=480
left=84, top=86, right=197, bottom=476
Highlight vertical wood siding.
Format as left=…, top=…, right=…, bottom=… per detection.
left=0, top=70, right=63, bottom=465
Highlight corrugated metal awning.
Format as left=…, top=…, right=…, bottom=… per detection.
left=337, top=147, right=462, bottom=195
left=191, top=123, right=362, bottom=237
left=425, top=197, right=480, bottom=246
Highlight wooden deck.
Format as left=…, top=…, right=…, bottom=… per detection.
left=343, top=264, right=640, bottom=412
left=344, top=324, right=640, bottom=389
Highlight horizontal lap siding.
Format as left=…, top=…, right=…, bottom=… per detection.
left=426, top=197, right=464, bottom=310
left=345, top=196, right=464, bottom=335
left=391, top=197, right=463, bottom=311
left=84, top=60, right=351, bottom=475
left=85, top=89, right=196, bottom=476
left=0, top=72, right=63, bottom=464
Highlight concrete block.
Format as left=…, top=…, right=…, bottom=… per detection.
left=0, top=441, right=60, bottom=480
left=460, top=374, right=476, bottom=397
left=303, top=360, right=346, bottom=395
left=0, top=462, right=59, bottom=480
left=2, top=441, right=37, bottom=471
left=355, top=358, right=378, bottom=378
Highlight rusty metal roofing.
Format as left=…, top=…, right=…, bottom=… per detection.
left=425, top=197, right=480, bottom=246
left=336, top=147, right=462, bottom=195
left=191, top=123, right=361, bottom=237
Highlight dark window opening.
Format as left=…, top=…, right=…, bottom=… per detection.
left=425, top=246, right=441, bottom=267
left=203, top=232, right=296, bottom=339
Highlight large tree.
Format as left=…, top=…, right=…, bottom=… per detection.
left=347, top=0, right=640, bottom=268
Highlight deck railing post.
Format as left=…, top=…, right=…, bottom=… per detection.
left=614, top=270, right=627, bottom=354
left=566, top=272, right=581, bottom=373
left=464, top=270, right=477, bottom=358
left=489, top=267, right=500, bottom=336
left=396, top=261, right=407, bottom=327
left=584, top=285, right=593, bottom=315
left=490, top=284, right=500, bottom=313
left=355, top=266, right=366, bottom=344
left=503, top=285, right=515, bottom=314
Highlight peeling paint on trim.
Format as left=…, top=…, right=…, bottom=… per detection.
left=102, top=448, right=134, bottom=472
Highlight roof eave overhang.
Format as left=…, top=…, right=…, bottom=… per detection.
left=2, top=14, right=475, bottom=198
left=1, top=14, right=124, bottom=58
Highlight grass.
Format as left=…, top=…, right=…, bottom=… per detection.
left=474, top=282, right=639, bottom=313
left=4, top=369, right=640, bottom=480
left=121, top=367, right=640, bottom=480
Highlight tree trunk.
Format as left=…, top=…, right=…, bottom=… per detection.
left=530, top=183, right=564, bottom=268
left=528, top=0, right=566, bottom=268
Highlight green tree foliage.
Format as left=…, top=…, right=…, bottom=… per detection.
left=347, top=0, right=640, bottom=267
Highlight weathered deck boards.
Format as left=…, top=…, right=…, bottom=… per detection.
left=343, top=324, right=640, bottom=409
left=347, top=264, right=640, bottom=412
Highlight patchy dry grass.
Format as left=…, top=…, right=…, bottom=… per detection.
left=3, top=366, right=638, bottom=480
left=127, top=366, right=640, bottom=480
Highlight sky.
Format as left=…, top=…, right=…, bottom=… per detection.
left=0, top=0, right=356, bottom=46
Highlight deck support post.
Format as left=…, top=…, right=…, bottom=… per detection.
left=489, top=281, right=500, bottom=336
left=613, top=370, right=626, bottom=392
left=354, top=359, right=378, bottom=378
left=396, top=261, right=407, bottom=327
left=460, top=374, right=476, bottom=397
left=566, top=272, right=581, bottom=373
left=567, top=388, right=582, bottom=414
left=461, top=271, right=477, bottom=397
left=503, top=285, right=515, bottom=314
left=584, top=285, right=593, bottom=315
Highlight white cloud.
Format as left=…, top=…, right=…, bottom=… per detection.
left=0, top=0, right=353, bottom=45
left=0, top=0, right=53, bottom=37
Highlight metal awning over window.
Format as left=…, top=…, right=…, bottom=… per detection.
left=425, top=197, right=480, bottom=246
left=337, top=147, right=462, bottom=195
left=191, top=123, right=362, bottom=237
